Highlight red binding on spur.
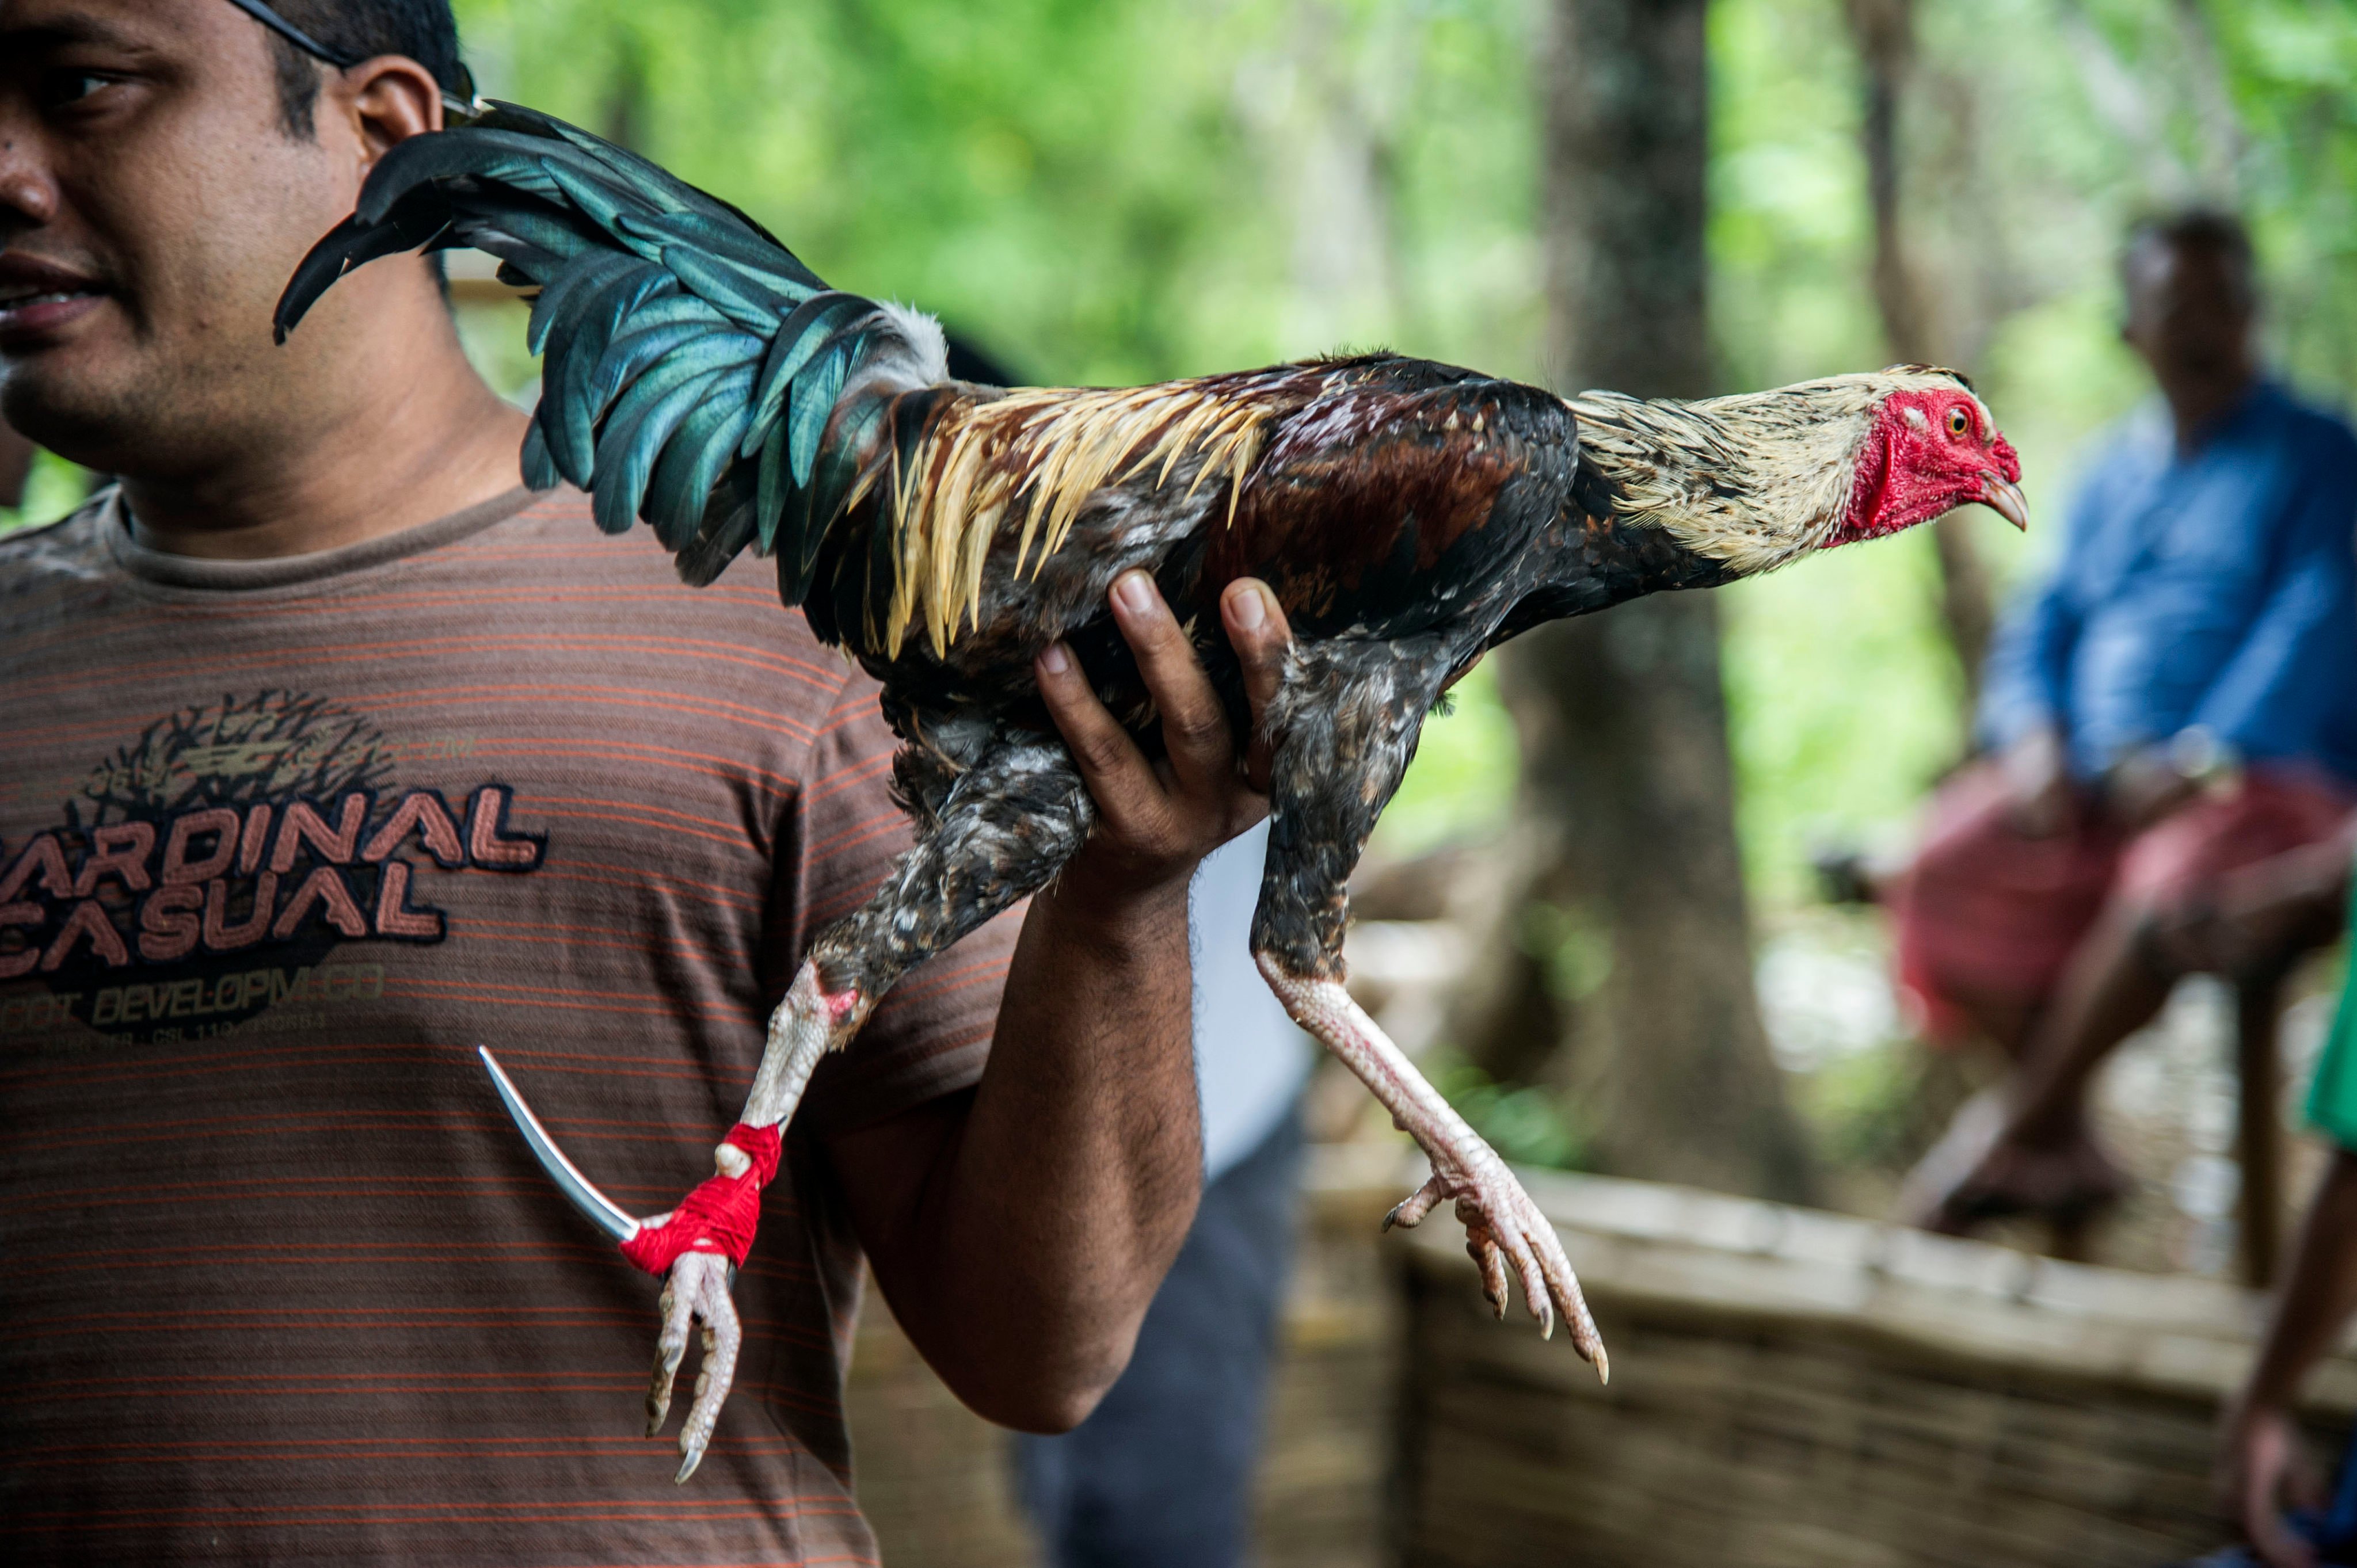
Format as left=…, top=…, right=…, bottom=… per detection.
left=619, top=1123, right=783, bottom=1275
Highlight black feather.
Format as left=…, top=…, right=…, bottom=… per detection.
left=520, top=415, right=561, bottom=493
left=674, top=463, right=764, bottom=587
left=594, top=351, right=753, bottom=535
left=744, top=293, right=868, bottom=457
left=526, top=250, right=638, bottom=357
left=542, top=270, right=680, bottom=484
left=658, top=243, right=802, bottom=332
left=273, top=187, right=450, bottom=341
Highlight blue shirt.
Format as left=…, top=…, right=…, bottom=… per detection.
left=1980, top=381, right=2357, bottom=784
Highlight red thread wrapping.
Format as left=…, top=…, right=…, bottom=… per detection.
left=618, top=1123, right=783, bottom=1276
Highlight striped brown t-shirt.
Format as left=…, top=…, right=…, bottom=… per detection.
left=0, top=487, right=1019, bottom=1565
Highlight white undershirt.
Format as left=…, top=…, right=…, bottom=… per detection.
left=1187, top=819, right=1315, bottom=1180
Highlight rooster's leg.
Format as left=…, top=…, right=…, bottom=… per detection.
left=1248, top=639, right=1605, bottom=1375
left=1256, top=957, right=1602, bottom=1372
left=644, top=730, right=1095, bottom=1478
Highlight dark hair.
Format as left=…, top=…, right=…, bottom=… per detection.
left=2122, top=207, right=2259, bottom=312
left=262, top=0, right=464, bottom=139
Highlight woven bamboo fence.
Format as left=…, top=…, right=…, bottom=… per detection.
left=1395, top=1168, right=2357, bottom=1568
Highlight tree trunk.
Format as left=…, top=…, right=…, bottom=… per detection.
left=1456, top=0, right=1817, bottom=1204
left=1845, top=0, right=1996, bottom=713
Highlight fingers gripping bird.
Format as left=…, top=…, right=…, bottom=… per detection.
left=279, top=101, right=2028, bottom=1482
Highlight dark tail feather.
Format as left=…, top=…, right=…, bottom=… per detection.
left=677, top=471, right=763, bottom=587
left=274, top=188, right=452, bottom=342
left=274, top=98, right=945, bottom=621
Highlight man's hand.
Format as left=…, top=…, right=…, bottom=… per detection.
left=2001, top=725, right=2077, bottom=838
left=2154, top=841, right=2353, bottom=978
left=2219, top=1399, right=2324, bottom=1568
left=2106, top=743, right=2200, bottom=833
left=827, top=572, right=1293, bottom=1434
left=1034, top=571, right=1293, bottom=899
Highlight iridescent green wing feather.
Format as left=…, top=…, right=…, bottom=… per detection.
left=276, top=101, right=936, bottom=596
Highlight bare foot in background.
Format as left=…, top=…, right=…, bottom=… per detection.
left=1899, top=1088, right=2130, bottom=1237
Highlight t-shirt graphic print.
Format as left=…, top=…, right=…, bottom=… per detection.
left=9, top=687, right=550, bottom=1044
left=0, top=488, right=1016, bottom=1567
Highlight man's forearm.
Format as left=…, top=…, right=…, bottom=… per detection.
left=2244, top=1149, right=2357, bottom=1411
left=825, top=572, right=1288, bottom=1434
left=849, top=869, right=1204, bottom=1431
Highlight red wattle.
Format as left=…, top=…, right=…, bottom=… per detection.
left=618, top=1122, right=783, bottom=1275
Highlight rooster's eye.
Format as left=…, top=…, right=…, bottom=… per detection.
left=1945, top=406, right=1972, bottom=440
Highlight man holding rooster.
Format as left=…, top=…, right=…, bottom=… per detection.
left=0, top=2, right=1292, bottom=1562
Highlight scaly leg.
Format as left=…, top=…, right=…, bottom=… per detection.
left=635, top=734, right=1094, bottom=1480
left=1250, top=636, right=1605, bottom=1378
left=1258, top=955, right=1605, bottom=1376
left=630, top=964, right=856, bottom=1481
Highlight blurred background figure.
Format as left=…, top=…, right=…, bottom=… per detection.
left=1015, top=821, right=1314, bottom=1568
left=1888, top=211, right=2357, bottom=1241
left=2194, top=834, right=2357, bottom=1568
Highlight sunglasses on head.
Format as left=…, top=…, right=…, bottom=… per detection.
left=222, top=0, right=481, bottom=119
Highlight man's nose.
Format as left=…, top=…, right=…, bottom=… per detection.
left=0, top=119, right=64, bottom=236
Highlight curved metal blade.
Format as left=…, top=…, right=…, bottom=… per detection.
left=478, top=1046, right=641, bottom=1242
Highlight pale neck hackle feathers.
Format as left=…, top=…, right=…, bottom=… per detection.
left=879, top=380, right=1271, bottom=657
left=1567, top=367, right=1987, bottom=576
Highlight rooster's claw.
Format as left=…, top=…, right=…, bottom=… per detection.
left=644, top=1249, right=740, bottom=1482
left=1386, top=1155, right=1608, bottom=1382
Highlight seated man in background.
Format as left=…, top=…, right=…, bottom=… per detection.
left=1898, top=210, right=2357, bottom=1234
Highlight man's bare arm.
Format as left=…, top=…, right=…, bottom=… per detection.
left=824, top=574, right=1290, bottom=1432
left=2219, top=1150, right=2357, bottom=1568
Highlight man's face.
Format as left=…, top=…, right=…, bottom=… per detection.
left=2122, top=240, right=2254, bottom=397
left=0, top=0, right=377, bottom=475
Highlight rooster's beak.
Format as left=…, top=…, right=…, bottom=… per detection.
left=1977, top=472, right=2029, bottom=531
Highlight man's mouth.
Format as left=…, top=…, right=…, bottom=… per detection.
left=0, top=287, right=100, bottom=309
left=0, top=261, right=111, bottom=344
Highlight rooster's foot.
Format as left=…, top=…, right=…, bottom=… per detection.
left=1385, top=1154, right=1606, bottom=1379
left=645, top=1248, right=740, bottom=1483
left=1254, top=953, right=1606, bottom=1380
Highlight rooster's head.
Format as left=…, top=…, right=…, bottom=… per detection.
left=1567, top=366, right=2026, bottom=577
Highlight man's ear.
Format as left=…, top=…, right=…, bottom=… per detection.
left=329, top=56, right=445, bottom=176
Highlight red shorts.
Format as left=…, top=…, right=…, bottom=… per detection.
left=1890, top=761, right=2355, bottom=1043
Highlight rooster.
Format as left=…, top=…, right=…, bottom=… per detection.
left=279, top=101, right=2026, bottom=1481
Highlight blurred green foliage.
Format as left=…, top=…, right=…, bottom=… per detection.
left=1432, top=1052, right=1591, bottom=1169
left=1, top=449, right=91, bottom=532
left=9, top=0, right=2356, bottom=922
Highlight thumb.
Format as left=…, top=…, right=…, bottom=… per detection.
left=1220, top=578, right=1291, bottom=793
